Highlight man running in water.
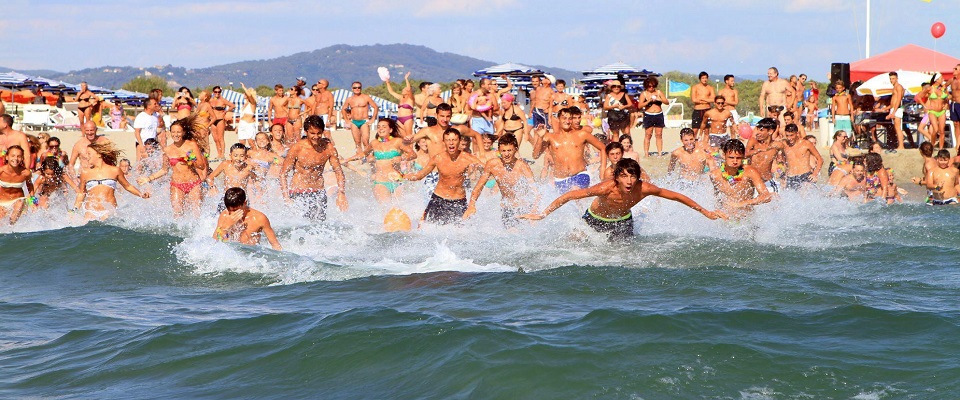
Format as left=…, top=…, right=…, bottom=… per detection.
left=782, top=123, right=823, bottom=189
left=925, top=149, right=960, bottom=205
left=709, top=139, right=772, bottom=218
left=745, top=118, right=785, bottom=193
left=280, top=115, right=347, bottom=221
left=404, top=128, right=483, bottom=225
left=759, top=67, right=790, bottom=118
left=532, top=106, right=606, bottom=194
left=522, top=158, right=725, bottom=241
left=463, top=133, right=537, bottom=228
left=341, top=81, right=379, bottom=152
left=69, top=121, right=110, bottom=176
left=831, top=161, right=868, bottom=202
left=214, top=187, right=282, bottom=250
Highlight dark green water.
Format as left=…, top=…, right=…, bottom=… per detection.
left=2, top=191, right=959, bottom=399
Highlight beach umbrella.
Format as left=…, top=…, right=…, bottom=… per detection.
left=855, top=70, right=932, bottom=97
left=582, top=62, right=642, bottom=75
left=2, top=89, right=38, bottom=104
left=474, top=63, right=543, bottom=76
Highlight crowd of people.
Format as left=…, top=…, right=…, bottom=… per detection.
left=0, top=64, right=959, bottom=248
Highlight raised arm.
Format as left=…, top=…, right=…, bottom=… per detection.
left=385, top=80, right=402, bottom=101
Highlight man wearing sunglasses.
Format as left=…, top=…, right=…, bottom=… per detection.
left=702, top=95, right=733, bottom=153
left=341, top=82, right=379, bottom=152
left=305, top=80, right=335, bottom=137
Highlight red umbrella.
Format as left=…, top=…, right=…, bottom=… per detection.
left=12, top=90, right=37, bottom=104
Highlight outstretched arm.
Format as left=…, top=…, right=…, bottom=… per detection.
left=521, top=182, right=612, bottom=220
left=645, top=182, right=727, bottom=219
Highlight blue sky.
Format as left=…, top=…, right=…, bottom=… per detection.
left=1, top=0, right=956, bottom=80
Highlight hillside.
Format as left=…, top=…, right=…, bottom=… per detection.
left=2, top=44, right=580, bottom=90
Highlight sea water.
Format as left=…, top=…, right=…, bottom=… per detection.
left=2, top=178, right=959, bottom=399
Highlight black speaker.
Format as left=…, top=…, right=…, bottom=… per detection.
left=830, top=62, right=850, bottom=88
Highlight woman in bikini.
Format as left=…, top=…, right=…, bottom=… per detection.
left=76, top=82, right=96, bottom=125
left=828, top=130, right=850, bottom=176
left=173, top=87, right=196, bottom=121
left=209, top=86, right=235, bottom=161
left=496, top=93, right=528, bottom=146
left=550, top=80, right=572, bottom=130
left=138, top=115, right=208, bottom=218
left=286, top=87, right=304, bottom=145
left=384, top=72, right=416, bottom=140
left=926, top=75, right=949, bottom=149
left=343, top=118, right=415, bottom=204
left=0, top=146, right=34, bottom=225
left=419, top=83, right=444, bottom=127
left=449, top=82, right=466, bottom=115
left=74, top=142, right=149, bottom=220
left=603, top=80, right=633, bottom=143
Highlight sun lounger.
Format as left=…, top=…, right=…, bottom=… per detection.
left=20, top=104, right=55, bottom=131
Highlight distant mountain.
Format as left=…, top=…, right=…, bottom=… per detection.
left=2, top=44, right=581, bottom=90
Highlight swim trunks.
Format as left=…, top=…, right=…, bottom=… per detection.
left=691, top=109, right=708, bottom=131
left=834, top=115, right=853, bottom=133
left=928, top=197, right=958, bottom=206
left=709, top=133, right=731, bottom=148
left=642, top=112, right=665, bottom=129
left=471, top=117, right=494, bottom=134
left=554, top=171, right=590, bottom=194
left=951, top=103, right=960, bottom=122
left=290, top=188, right=327, bottom=221
left=273, top=117, right=288, bottom=125
left=764, top=179, right=781, bottom=193
left=582, top=208, right=634, bottom=241
left=422, top=193, right=467, bottom=225
left=785, top=172, right=813, bottom=190
left=532, top=108, right=551, bottom=129
left=351, top=119, right=367, bottom=129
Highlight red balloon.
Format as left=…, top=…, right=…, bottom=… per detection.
left=931, top=22, right=946, bottom=39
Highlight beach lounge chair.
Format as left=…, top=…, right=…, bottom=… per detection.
left=52, top=102, right=81, bottom=130
left=20, top=104, right=55, bottom=131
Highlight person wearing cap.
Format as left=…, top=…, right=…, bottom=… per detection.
left=496, top=93, right=528, bottom=146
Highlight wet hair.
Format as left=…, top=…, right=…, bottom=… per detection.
left=783, top=111, right=795, bottom=119
left=644, top=76, right=659, bottom=88
left=619, top=134, right=633, bottom=145
left=756, top=118, right=778, bottom=131
left=919, top=142, right=934, bottom=157
left=864, top=152, right=884, bottom=173
left=88, top=141, right=122, bottom=166
left=144, top=138, right=159, bottom=149
left=724, top=74, right=734, bottom=81
left=436, top=103, right=453, bottom=114
left=785, top=124, right=799, bottom=133
left=378, top=118, right=401, bottom=138
left=498, top=133, right=518, bottom=148
left=41, top=157, right=63, bottom=176
left=443, top=128, right=461, bottom=139
left=303, top=115, right=325, bottom=132
left=613, top=158, right=643, bottom=181
left=230, top=143, right=248, bottom=154
left=936, top=149, right=952, bottom=159
left=170, top=114, right=200, bottom=142
left=722, top=138, right=746, bottom=155
left=223, top=187, right=247, bottom=208
left=605, top=141, right=624, bottom=155
left=0, top=114, right=13, bottom=126
left=680, top=127, right=695, bottom=138
left=699, top=71, right=709, bottom=79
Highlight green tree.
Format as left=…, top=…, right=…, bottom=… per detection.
left=121, top=75, right=173, bottom=96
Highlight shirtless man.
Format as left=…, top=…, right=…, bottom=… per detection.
left=719, top=75, right=740, bottom=135
left=830, top=80, right=854, bottom=135
left=404, top=128, right=483, bottom=225
left=949, top=65, right=960, bottom=149
left=208, top=86, right=235, bottom=161
left=701, top=95, right=733, bottom=152
left=522, top=158, right=725, bottom=241
left=530, top=75, right=553, bottom=130
left=267, top=84, right=290, bottom=139
left=0, top=114, right=32, bottom=169
left=691, top=71, right=716, bottom=144
left=341, top=82, right=379, bottom=153
left=668, top=128, right=708, bottom=183
left=69, top=121, right=109, bottom=176
left=782, top=112, right=806, bottom=138
left=213, top=187, right=282, bottom=250
left=533, top=106, right=606, bottom=194
left=831, top=161, right=868, bottom=202
left=305, top=80, right=336, bottom=135
left=468, top=78, right=498, bottom=135
left=745, top=118, right=785, bottom=193
left=76, top=82, right=96, bottom=125
left=708, top=139, right=772, bottom=218
left=925, top=149, right=960, bottom=205
left=464, top=134, right=537, bottom=227
left=886, top=72, right=908, bottom=150
left=279, top=115, right=347, bottom=221
left=782, top=123, right=823, bottom=189
left=759, top=67, right=791, bottom=118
